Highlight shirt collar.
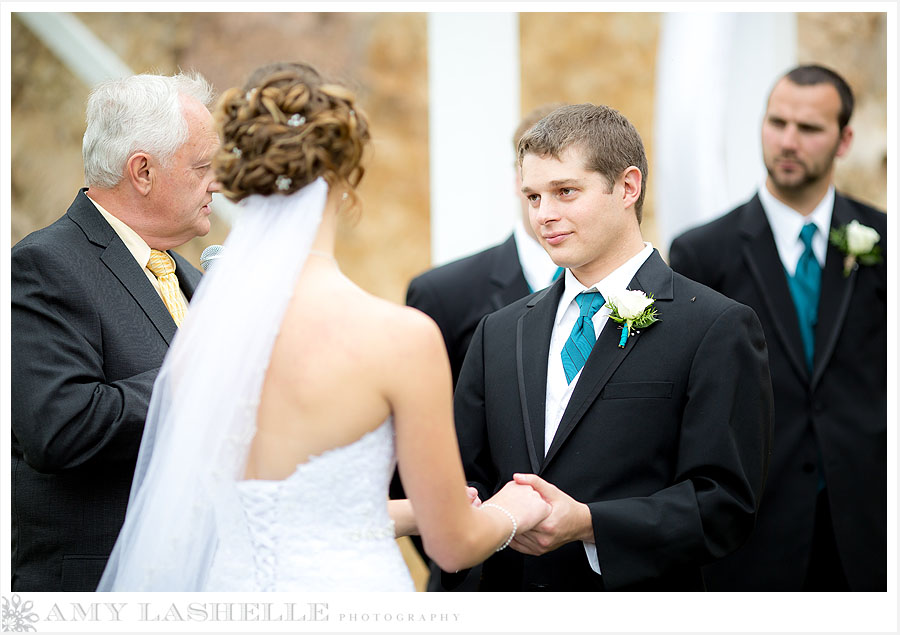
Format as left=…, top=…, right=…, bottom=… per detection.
left=556, top=243, right=654, bottom=326
left=759, top=182, right=834, bottom=266
left=86, top=194, right=153, bottom=269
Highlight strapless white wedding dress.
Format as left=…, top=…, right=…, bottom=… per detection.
left=204, top=419, right=415, bottom=591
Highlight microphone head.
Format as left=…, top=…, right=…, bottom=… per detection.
left=200, top=244, right=225, bottom=271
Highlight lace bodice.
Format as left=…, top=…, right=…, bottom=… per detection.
left=205, top=418, right=414, bottom=591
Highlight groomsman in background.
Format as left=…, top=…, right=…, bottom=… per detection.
left=399, top=104, right=564, bottom=590
left=11, top=72, right=219, bottom=591
left=669, top=64, right=886, bottom=590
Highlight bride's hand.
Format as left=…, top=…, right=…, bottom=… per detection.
left=484, top=479, right=551, bottom=534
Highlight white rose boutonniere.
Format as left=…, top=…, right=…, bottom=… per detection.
left=829, top=220, right=883, bottom=277
left=606, top=290, right=660, bottom=348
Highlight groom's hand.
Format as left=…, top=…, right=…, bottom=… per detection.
left=508, top=473, right=593, bottom=556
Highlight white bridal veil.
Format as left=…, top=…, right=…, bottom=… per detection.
left=98, top=178, right=328, bottom=590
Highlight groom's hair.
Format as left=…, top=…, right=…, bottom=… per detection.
left=516, top=103, right=648, bottom=223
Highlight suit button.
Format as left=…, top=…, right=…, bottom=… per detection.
left=802, top=462, right=816, bottom=473
left=813, top=402, right=825, bottom=413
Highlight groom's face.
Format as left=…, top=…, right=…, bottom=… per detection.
left=521, top=145, right=629, bottom=274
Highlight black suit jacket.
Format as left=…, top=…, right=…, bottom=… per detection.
left=11, top=189, right=202, bottom=591
left=454, top=250, right=773, bottom=590
left=669, top=192, right=887, bottom=590
left=406, top=234, right=530, bottom=387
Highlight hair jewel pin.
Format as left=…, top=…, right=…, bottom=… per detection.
left=276, top=175, right=292, bottom=191
left=245, top=88, right=258, bottom=101
left=231, top=147, right=242, bottom=157
left=287, top=114, right=306, bottom=127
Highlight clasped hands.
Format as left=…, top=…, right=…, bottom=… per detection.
left=479, top=474, right=594, bottom=556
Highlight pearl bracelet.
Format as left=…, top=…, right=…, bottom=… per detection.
left=481, top=503, right=517, bottom=551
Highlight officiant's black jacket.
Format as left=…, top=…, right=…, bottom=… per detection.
left=11, top=190, right=202, bottom=591
left=669, top=192, right=887, bottom=590
left=454, top=250, right=773, bottom=590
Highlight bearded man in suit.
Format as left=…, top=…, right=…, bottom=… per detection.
left=11, top=72, right=220, bottom=591
left=453, top=103, right=773, bottom=590
left=669, top=65, right=886, bottom=591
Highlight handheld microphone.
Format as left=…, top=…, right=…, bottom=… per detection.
left=200, top=245, right=225, bottom=272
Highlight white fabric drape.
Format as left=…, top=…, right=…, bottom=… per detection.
left=653, top=12, right=797, bottom=256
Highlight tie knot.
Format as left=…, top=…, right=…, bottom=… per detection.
left=799, top=223, right=817, bottom=249
left=575, top=291, right=605, bottom=319
left=147, top=249, right=176, bottom=278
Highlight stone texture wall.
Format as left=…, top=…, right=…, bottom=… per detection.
left=798, top=12, right=887, bottom=211
left=520, top=12, right=661, bottom=244
left=10, top=11, right=888, bottom=299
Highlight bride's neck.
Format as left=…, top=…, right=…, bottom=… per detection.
left=310, top=196, right=339, bottom=257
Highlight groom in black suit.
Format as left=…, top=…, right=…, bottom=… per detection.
left=669, top=65, right=886, bottom=590
left=11, top=72, right=219, bottom=591
left=453, top=104, right=773, bottom=590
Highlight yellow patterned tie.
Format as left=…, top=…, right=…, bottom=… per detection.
left=146, top=249, right=188, bottom=327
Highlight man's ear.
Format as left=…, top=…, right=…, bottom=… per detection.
left=125, top=153, right=153, bottom=196
left=621, top=166, right=642, bottom=209
left=835, top=124, right=854, bottom=158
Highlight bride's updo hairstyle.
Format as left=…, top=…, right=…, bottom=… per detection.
left=213, top=62, right=370, bottom=206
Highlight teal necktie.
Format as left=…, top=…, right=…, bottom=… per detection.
left=561, top=291, right=605, bottom=384
left=786, top=223, right=821, bottom=371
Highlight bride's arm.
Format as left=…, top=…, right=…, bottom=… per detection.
left=389, top=487, right=481, bottom=538
left=388, top=499, right=416, bottom=537
left=384, top=309, right=548, bottom=572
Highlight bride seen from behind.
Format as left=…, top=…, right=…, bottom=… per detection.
left=98, top=62, right=549, bottom=592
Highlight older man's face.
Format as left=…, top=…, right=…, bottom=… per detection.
left=148, top=95, right=221, bottom=248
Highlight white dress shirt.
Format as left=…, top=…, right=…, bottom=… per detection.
left=758, top=183, right=834, bottom=274
left=514, top=219, right=562, bottom=292
left=544, top=242, right=654, bottom=575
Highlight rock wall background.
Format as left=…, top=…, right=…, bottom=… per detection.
left=10, top=12, right=888, bottom=305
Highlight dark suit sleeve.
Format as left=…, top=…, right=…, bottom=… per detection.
left=452, top=315, right=498, bottom=501
left=406, top=275, right=455, bottom=367
left=590, top=303, right=773, bottom=589
left=11, top=244, right=156, bottom=473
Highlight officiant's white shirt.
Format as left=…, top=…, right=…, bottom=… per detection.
left=545, top=242, right=654, bottom=575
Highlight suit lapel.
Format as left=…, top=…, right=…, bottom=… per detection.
left=811, top=195, right=857, bottom=389
left=738, top=197, right=810, bottom=383
left=68, top=190, right=178, bottom=345
left=542, top=251, right=674, bottom=470
left=516, top=279, right=563, bottom=473
left=488, top=234, right=531, bottom=311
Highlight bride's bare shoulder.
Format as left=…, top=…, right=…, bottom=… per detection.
left=354, top=291, right=444, bottom=355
